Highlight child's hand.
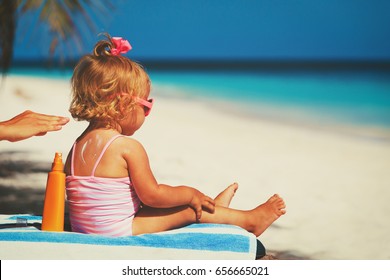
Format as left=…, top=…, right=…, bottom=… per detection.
left=189, top=189, right=215, bottom=220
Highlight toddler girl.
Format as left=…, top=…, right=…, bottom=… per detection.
left=65, top=34, right=286, bottom=237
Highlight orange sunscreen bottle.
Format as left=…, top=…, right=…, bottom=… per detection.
left=41, top=152, right=65, bottom=231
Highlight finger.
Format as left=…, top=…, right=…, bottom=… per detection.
left=204, top=197, right=215, bottom=208
left=196, top=207, right=202, bottom=221
left=45, top=117, right=70, bottom=126
left=207, top=197, right=215, bottom=206
left=36, top=132, right=48, bottom=137
left=49, top=124, right=65, bottom=131
left=32, top=112, right=70, bottom=124
left=36, top=120, right=67, bottom=133
left=56, top=117, right=70, bottom=125
left=203, top=200, right=215, bottom=212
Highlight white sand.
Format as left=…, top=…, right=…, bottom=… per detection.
left=1, top=75, right=390, bottom=259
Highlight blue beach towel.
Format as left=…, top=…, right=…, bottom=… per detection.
left=0, top=214, right=257, bottom=259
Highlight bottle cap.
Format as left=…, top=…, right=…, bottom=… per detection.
left=52, top=152, right=64, bottom=171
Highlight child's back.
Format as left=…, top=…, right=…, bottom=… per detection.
left=66, top=132, right=141, bottom=236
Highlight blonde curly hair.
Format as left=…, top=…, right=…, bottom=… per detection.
left=69, top=34, right=150, bottom=125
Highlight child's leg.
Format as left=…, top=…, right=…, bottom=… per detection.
left=132, top=194, right=285, bottom=237
left=214, top=183, right=238, bottom=207
left=132, top=183, right=238, bottom=235
left=132, top=184, right=238, bottom=235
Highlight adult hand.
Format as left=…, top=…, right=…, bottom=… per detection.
left=0, top=110, right=70, bottom=142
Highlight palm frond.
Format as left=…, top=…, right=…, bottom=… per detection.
left=0, top=0, right=113, bottom=73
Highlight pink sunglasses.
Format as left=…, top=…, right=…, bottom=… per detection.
left=135, top=97, right=154, bottom=116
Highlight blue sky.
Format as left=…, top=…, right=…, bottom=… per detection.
left=13, top=0, right=390, bottom=61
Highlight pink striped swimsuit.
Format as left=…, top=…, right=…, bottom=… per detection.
left=66, top=134, right=141, bottom=237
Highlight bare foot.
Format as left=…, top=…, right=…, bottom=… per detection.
left=214, top=183, right=239, bottom=207
left=248, top=194, right=286, bottom=237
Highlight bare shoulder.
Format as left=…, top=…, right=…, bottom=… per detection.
left=115, top=136, right=144, bottom=148
left=115, top=136, right=147, bottom=157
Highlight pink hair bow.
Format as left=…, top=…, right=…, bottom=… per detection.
left=111, top=37, right=132, bottom=55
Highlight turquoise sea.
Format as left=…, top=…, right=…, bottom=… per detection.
left=9, top=67, right=390, bottom=130
left=151, top=69, right=390, bottom=129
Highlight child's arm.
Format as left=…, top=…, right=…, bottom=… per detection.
left=145, top=183, right=214, bottom=220
left=123, top=138, right=215, bottom=219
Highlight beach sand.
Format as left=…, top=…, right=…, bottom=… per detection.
left=1, top=75, right=390, bottom=260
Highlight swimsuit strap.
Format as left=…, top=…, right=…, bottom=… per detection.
left=70, top=142, right=77, bottom=176
left=91, top=134, right=124, bottom=176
